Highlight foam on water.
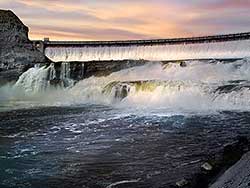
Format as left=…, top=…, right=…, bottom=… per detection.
left=1, top=59, right=250, bottom=113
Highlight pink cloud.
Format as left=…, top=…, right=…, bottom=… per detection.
left=0, top=0, right=249, bottom=40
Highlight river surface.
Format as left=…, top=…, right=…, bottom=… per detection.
left=1, top=60, right=250, bottom=187
left=1, top=106, right=250, bottom=188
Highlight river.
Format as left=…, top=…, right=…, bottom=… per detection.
left=1, top=59, right=250, bottom=187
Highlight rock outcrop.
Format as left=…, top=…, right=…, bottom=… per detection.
left=0, top=9, right=49, bottom=84
left=209, top=151, right=250, bottom=188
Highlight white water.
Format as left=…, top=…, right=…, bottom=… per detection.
left=0, top=63, right=75, bottom=111
left=2, top=59, right=250, bottom=113
left=45, top=40, right=250, bottom=62
left=65, top=59, right=250, bottom=111
left=14, top=64, right=56, bottom=93
left=60, top=62, right=75, bottom=87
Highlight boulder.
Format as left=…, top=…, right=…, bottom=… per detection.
left=175, top=178, right=189, bottom=187
left=201, top=162, right=213, bottom=171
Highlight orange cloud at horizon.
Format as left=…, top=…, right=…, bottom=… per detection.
left=1, top=0, right=250, bottom=41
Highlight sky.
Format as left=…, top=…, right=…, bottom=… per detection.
left=1, top=0, right=250, bottom=41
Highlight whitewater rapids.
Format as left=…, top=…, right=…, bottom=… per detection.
left=1, top=59, right=250, bottom=113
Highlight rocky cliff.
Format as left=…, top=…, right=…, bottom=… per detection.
left=210, top=151, right=250, bottom=188
left=0, top=9, right=49, bottom=84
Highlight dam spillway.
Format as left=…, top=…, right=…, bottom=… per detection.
left=35, top=32, right=250, bottom=62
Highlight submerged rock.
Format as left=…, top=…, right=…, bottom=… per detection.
left=175, top=178, right=189, bottom=187
left=201, top=162, right=213, bottom=171
left=0, top=9, right=49, bottom=84
left=102, top=80, right=186, bottom=100
left=180, top=61, right=187, bottom=67
left=171, top=136, right=250, bottom=188
left=162, top=61, right=187, bottom=69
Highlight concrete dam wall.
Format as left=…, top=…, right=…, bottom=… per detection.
left=33, top=32, right=250, bottom=62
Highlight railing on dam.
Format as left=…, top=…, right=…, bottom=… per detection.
left=33, top=32, right=250, bottom=50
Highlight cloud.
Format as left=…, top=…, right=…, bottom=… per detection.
left=204, top=0, right=250, bottom=9
left=0, top=0, right=249, bottom=40
left=30, top=24, right=151, bottom=40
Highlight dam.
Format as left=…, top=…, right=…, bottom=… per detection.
left=32, top=32, right=250, bottom=62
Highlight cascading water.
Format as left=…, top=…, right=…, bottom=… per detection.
left=45, top=40, right=250, bottom=62
left=15, top=63, right=56, bottom=93
left=2, top=58, right=250, bottom=112
left=13, top=62, right=75, bottom=94
left=60, top=62, right=71, bottom=79
left=60, top=62, right=75, bottom=87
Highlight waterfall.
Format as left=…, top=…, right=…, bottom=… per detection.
left=14, top=62, right=75, bottom=94
left=60, top=62, right=75, bottom=87
left=65, top=58, right=250, bottom=111
left=45, top=40, right=250, bottom=62
left=15, top=64, right=56, bottom=93
left=2, top=58, right=250, bottom=112
left=60, top=62, right=71, bottom=79
left=49, top=63, right=56, bottom=80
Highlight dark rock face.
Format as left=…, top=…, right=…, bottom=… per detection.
left=0, top=10, right=28, bottom=45
left=83, top=59, right=147, bottom=78
left=52, top=59, right=146, bottom=78
left=169, top=136, right=249, bottom=188
left=210, top=151, right=250, bottom=188
left=0, top=9, right=48, bottom=84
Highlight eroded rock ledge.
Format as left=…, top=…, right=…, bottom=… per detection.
left=174, top=136, right=249, bottom=188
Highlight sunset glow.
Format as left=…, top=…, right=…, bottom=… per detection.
left=1, top=0, right=250, bottom=40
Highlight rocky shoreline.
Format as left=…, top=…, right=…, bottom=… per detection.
left=175, top=136, right=249, bottom=188
left=210, top=150, right=250, bottom=188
